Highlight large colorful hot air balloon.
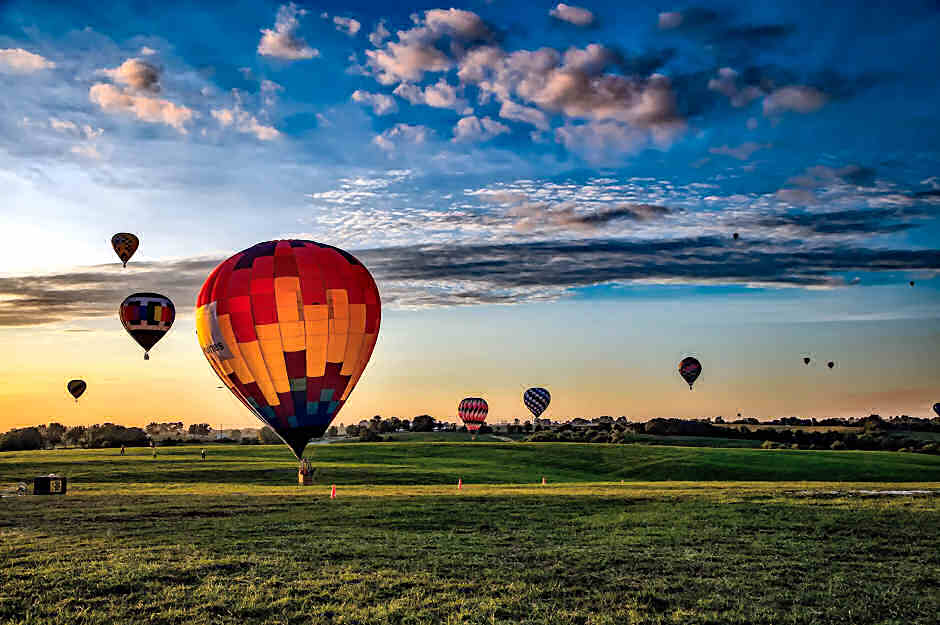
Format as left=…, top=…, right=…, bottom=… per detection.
left=458, top=397, right=488, bottom=439
left=120, top=293, right=175, bottom=360
left=523, top=387, right=551, bottom=419
left=934, top=403, right=940, bottom=418
left=678, top=356, right=702, bottom=390
left=195, top=240, right=381, bottom=460
left=67, top=379, right=86, bottom=402
left=111, top=233, right=139, bottom=267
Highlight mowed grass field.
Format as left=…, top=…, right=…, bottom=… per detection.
left=1, top=443, right=939, bottom=624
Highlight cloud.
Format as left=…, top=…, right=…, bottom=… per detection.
left=70, top=144, right=102, bottom=159
left=369, top=20, right=390, bottom=47
left=550, top=4, right=595, bottom=27
left=373, top=123, right=433, bottom=150
left=333, top=16, right=361, bottom=36
left=658, top=12, right=683, bottom=29
left=211, top=106, right=279, bottom=140
left=139, top=46, right=157, bottom=56
left=707, top=67, right=764, bottom=107
left=555, top=120, right=679, bottom=161
left=101, top=58, right=160, bottom=93
left=754, top=207, right=928, bottom=237
left=258, top=3, right=319, bottom=60
left=708, top=142, right=770, bottom=160
left=498, top=99, right=550, bottom=130
left=351, top=90, right=398, bottom=115
left=510, top=199, right=674, bottom=232
left=364, top=9, right=491, bottom=84
left=763, top=85, right=826, bottom=116
left=393, top=78, right=471, bottom=113
left=0, top=48, right=55, bottom=73
left=89, top=83, right=194, bottom=132
left=453, top=116, right=510, bottom=142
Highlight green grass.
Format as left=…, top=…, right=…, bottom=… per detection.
left=1, top=444, right=939, bottom=624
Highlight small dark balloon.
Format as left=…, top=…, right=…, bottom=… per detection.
left=732, top=232, right=739, bottom=240
left=827, top=361, right=835, bottom=369
left=934, top=403, right=940, bottom=418
left=910, top=281, right=915, bottom=287
left=803, top=357, right=811, bottom=365
left=67, top=379, right=86, bottom=401
left=678, top=356, right=702, bottom=389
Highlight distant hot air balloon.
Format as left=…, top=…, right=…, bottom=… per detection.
left=523, top=387, right=551, bottom=419
left=933, top=403, right=939, bottom=418
left=827, top=361, right=835, bottom=369
left=120, top=293, right=175, bottom=360
left=195, top=240, right=381, bottom=461
left=111, top=233, right=139, bottom=268
left=67, top=379, right=86, bottom=402
left=803, top=357, right=811, bottom=365
left=458, top=398, right=489, bottom=439
left=910, top=281, right=915, bottom=287
left=678, top=356, right=702, bottom=390
left=732, top=232, right=739, bottom=240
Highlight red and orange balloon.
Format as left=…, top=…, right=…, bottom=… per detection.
left=196, top=240, right=381, bottom=459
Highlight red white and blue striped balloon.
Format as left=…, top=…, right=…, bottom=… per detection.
left=523, top=387, right=551, bottom=418
left=458, top=397, right=488, bottom=433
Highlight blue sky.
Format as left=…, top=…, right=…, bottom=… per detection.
left=1, top=1, right=938, bottom=425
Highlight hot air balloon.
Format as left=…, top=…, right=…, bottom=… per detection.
left=678, top=356, right=702, bottom=390
left=523, top=387, right=551, bottom=419
left=111, top=233, right=139, bottom=268
left=67, top=379, right=86, bottom=402
left=934, top=403, right=940, bottom=418
left=458, top=398, right=488, bottom=439
left=910, top=281, right=915, bottom=287
left=827, top=361, right=835, bottom=369
left=803, top=357, right=811, bottom=365
left=120, top=293, right=175, bottom=360
left=195, top=240, right=381, bottom=461
left=732, top=232, right=739, bottom=240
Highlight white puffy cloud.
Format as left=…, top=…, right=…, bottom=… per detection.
left=0, top=48, right=55, bottom=73
left=101, top=58, right=160, bottom=92
left=373, top=123, right=433, bottom=150
left=453, top=116, right=510, bottom=142
left=498, top=99, right=550, bottom=130
left=211, top=106, right=280, bottom=140
left=708, top=142, right=770, bottom=161
left=423, top=8, right=492, bottom=40
left=549, top=4, right=595, bottom=26
left=554, top=121, right=650, bottom=160
left=89, top=83, right=193, bottom=132
left=351, top=90, right=399, bottom=115
left=657, top=12, right=683, bottom=29
left=258, top=3, right=319, bottom=60
left=763, top=86, right=827, bottom=116
left=393, top=78, right=471, bottom=113
left=369, top=20, right=390, bottom=46
left=707, top=67, right=763, bottom=107
left=333, top=16, right=361, bottom=36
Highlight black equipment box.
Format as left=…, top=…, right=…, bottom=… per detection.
left=33, top=475, right=67, bottom=495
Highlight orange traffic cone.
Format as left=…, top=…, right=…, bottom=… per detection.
left=457, top=478, right=462, bottom=490
left=330, top=484, right=336, bottom=499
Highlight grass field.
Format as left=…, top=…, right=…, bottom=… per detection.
left=2, top=443, right=939, bottom=624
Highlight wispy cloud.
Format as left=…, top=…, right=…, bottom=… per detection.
left=258, top=3, right=319, bottom=60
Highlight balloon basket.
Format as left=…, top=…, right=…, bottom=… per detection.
left=298, top=472, right=314, bottom=486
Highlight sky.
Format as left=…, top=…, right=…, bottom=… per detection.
left=1, top=0, right=938, bottom=430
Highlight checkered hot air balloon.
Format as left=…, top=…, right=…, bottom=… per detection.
left=523, top=387, right=551, bottom=419
left=111, top=233, right=139, bottom=268
left=933, top=403, right=939, bottom=418
left=678, top=356, right=702, bottom=390
left=195, top=240, right=381, bottom=460
left=67, top=379, right=86, bottom=402
left=120, top=293, right=175, bottom=360
left=458, top=397, right=488, bottom=439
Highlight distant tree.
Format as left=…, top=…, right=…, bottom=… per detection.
left=830, top=440, right=847, bottom=450
left=64, top=425, right=87, bottom=447
left=524, top=421, right=533, bottom=433
left=258, top=426, right=280, bottom=444
left=359, top=429, right=383, bottom=442
left=345, top=424, right=361, bottom=437
left=327, top=426, right=338, bottom=437
left=411, top=415, right=435, bottom=432
left=0, top=427, right=43, bottom=451
left=188, top=423, right=212, bottom=436
left=229, top=429, right=241, bottom=441
left=401, top=419, right=410, bottom=431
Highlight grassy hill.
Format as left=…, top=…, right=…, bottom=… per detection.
left=2, top=441, right=939, bottom=487
left=1, top=443, right=938, bottom=624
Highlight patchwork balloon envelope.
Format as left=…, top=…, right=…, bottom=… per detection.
left=195, top=240, right=381, bottom=460
left=67, top=379, right=86, bottom=402
left=523, top=387, right=551, bottom=418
